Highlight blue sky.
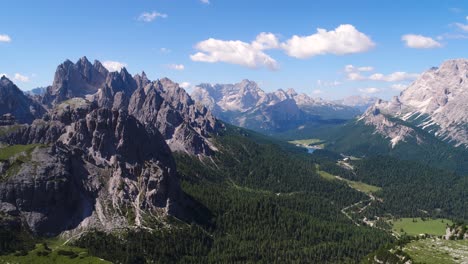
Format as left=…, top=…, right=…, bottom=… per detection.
left=1, top=0, right=468, bottom=99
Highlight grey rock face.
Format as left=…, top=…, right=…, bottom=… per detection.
left=0, top=76, right=46, bottom=124
left=42, top=57, right=109, bottom=106
left=39, top=57, right=219, bottom=155
left=0, top=103, right=183, bottom=236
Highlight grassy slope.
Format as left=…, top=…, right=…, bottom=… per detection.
left=392, top=218, right=453, bottom=236
left=0, top=144, right=45, bottom=161
left=316, top=165, right=381, bottom=194
left=0, top=240, right=111, bottom=264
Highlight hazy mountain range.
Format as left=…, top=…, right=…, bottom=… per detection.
left=191, top=79, right=377, bottom=133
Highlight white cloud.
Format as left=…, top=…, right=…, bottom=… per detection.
left=14, top=73, right=29, bottom=82
left=454, top=22, right=468, bottom=32
left=0, top=73, right=7, bottom=78
left=391, top=84, right=407, bottom=91
left=179, top=82, right=192, bottom=89
left=357, top=66, right=374, bottom=72
left=345, top=64, right=419, bottom=82
left=251, top=32, right=280, bottom=50
left=368, top=72, right=419, bottom=82
left=200, top=0, right=210, bottom=4
left=359, top=87, right=380, bottom=94
left=316, top=80, right=341, bottom=87
left=190, top=32, right=279, bottom=70
left=102, top=61, right=127, bottom=72
left=0, top=34, right=11, bottom=43
left=160, top=47, right=171, bottom=53
left=344, top=64, right=374, bottom=73
left=401, top=34, right=442, bottom=48
left=346, top=72, right=365, bottom=81
left=138, top=11, right=167, bottom=22
left=312, top=89, right=323, bottom=95
left=168, top=64, right=185, bottom=70
left=281, top=24, right=375, bottom=59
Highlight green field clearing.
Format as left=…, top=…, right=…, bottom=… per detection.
left=316, top=165, right=381, bottom=194
left=288, top=138, right=325, bottom=146
left=403, top=238, right=468, bottom=264
left=0, top=239, right=111, bottom=264
left=392, top=218, right=453, bottom=236
left=0, top=144, right=45, bottom=161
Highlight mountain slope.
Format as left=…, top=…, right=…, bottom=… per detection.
left=302, top=59, right=468, bottom=173
left=361, top=59, right=468, bottom=148
left=0, top=77, right=45, bottom=124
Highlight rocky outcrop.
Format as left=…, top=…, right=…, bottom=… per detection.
left=0, top=76, right=46, bottom=124
left=0, top=102, right=183, bottom=236
left=42, top=57, right=109, bottom=106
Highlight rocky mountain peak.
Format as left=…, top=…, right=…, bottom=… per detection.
left=361, top=58, right=468, bottom=147
left=286, top=88, right=298, bottom=97
left=0, top=77, right=45, bottom=123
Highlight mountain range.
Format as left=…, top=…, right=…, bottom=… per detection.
left=0, top=57, right=221, bottom=237
left=191, top=79, right=374, bottom=133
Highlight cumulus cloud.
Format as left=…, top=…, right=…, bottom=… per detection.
left=401, top=34, right=442, bottom=48
left=102, top=61, right=127, bottom=72
left=345, top=64, right=419, bottom=82
left=0, top=34, right=11, bottom=43
left=200, top=0, right=210, bottom=4
left=391, top=83, right=408, bottom=91
left=191, top=25, right=374, bottom=69
left=0, top=73, right=7, bottom=78
left=179, top=82, right=192, bottom=89
left=281, top=24, right=375, bottom=59
left=251, top=32, right=280, bottom=50
left=14, top=73, right=29, bottom=82
left=344, top=65, right=374, bottom=80
left=312, top=89, right=323, bottom=95
left=190, top=32, right=279, bottom=70
left=368, top=72, right=419, bottom=82
left=160, top=47, right=171, bottom=53
left=168, top=64, right=185, bottom=70
left=316, top=80, right=341, bottom=87
left=359, top=87, right=380, bottom=94
left=138, top=11, right=167, bottom=22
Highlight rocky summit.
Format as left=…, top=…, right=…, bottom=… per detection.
left=38, top=56, right=220, bottom=155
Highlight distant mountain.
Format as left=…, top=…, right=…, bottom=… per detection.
left=25, top=87, right=46, bottom=96
left=0, top=76, right=46, bottom=123
left=309, top=59, right=468, bottom=173
left=360, top=59, right=468, bottom=148
left=191, top=79, right=361, bottom=133
left=334, top=95, right=379, bottom=112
